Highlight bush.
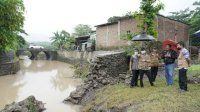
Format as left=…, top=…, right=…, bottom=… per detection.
left=73, top=61, right=89, bottom=78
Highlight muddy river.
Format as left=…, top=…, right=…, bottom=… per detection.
left=0, top=58, right=82, bottom=112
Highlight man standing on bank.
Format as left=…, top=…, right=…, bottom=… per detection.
left=177, top=41, right=191, bottom=92
left=138, top=47, right=154, bottom=87
left=161, top=44, right=177, bottom=86
left=150, top=47, right=160, bottom=82
left=130, top=48, right=140, bottom=87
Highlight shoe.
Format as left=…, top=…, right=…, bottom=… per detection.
left=179, top=89, right=187, bottom=93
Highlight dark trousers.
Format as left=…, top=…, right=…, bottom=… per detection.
left=139, top=70, right=154, bottom=87
left=150, top=67, right=158, bottom=82
left=179, top=68, right=188, bottom=91
left=130, top=70, right=139, bottom=86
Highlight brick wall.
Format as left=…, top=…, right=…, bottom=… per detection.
left=157, top=16, right=189, bottom=48
left=96, top=15, right=189, bottom=49
left=96, top=24, right=122, bottom=49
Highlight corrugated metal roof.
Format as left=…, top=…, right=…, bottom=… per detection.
left=95, top=14, right=189, bottom=27
left=95, top=22, right=118, bottom=27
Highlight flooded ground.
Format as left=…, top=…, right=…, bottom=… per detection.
left=0, top=58, right=82, bottom=112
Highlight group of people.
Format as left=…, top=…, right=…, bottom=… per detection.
left=129, top=41, right=191, bottom=92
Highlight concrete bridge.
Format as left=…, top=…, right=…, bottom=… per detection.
left=16, top=49, right=58, bottom=60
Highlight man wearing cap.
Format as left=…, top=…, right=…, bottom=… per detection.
left=138, top=47, right=154, bottom=87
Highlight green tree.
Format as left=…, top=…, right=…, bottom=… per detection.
left=107, top=12, right=133, bottom=23
left=17, top=35, right=27, bottom=48
left=189, top=1, right=200, bottom=46
left=17, top=29, right=29, bottom=49
left=73, top=24, right=92, bottom=37
left=0, top=0, right=25, bottom=51
left=107, top=16, right=122, bottom=23
left=168, top=1, right=200, bottom=46
left=51, top=30, right=75, bottom=50
left=168, top=8, right=192, bottom=23
left=134, top=0, right=164, bottom=37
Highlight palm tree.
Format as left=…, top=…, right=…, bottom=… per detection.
left=51, top=30, right=74, bottom=50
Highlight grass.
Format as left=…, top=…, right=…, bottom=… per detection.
left=73, top=61, right=89, bottom=78
left=188, top=64, right=200, bottom=77
left=83, top=65, right=200, bottom=112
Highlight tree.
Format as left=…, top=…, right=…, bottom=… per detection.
left=0, top=0, right=25, bottom=51
left=123, top=0, right=164, bottom=55
left=168, top=8, right=192, bottom=23
left=107, top=16, right=122, bottom=23
left=168, top=1, right=200, bottom=46
left=134, top=0, right=164, bottom=37
left=73, top=24, right=92, bottom=37
left=107, top=12, right=133, bottom=23
left=17, top=35, right=28, bottom=48
left=51, top=30, right=75, bottom=50
left=17, top=29, right=29, bottom=49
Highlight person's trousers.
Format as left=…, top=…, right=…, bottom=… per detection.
left=139, top=70, right=154, bottom=87
left=179, top=68, right=188, bottom=91
left=165, top=63, right=175, bottom=85
left=150, top=67, right=158, bottom=82
left=130, top=70, right=139, bottom=86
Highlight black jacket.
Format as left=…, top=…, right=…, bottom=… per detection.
left=161, top=50, right=177, bottom=65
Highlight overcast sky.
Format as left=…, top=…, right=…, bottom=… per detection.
left=23, top=0, right=197, bottom=42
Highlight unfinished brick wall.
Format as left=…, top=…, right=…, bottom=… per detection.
left=96, top=23, right=128, bottom=50
left=96, top=15, right=189, bottom=49
left=157, top=16, right=189, bottom=47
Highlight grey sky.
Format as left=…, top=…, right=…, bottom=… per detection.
left=23, top=0, right=197, bottom=42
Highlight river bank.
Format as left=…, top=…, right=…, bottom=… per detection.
left=75, top=64, right=200, bottom=112
left=1, top=50, right=200, bottom=112
left=60, top=50, right=200, bottom=112
left=1, top=96, right=45, bottom=112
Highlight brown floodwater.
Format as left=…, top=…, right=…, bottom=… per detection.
left=0, top=58, right=82, bottom=112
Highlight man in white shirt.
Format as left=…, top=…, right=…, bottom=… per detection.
left=177, top=41, right=191, bottom=92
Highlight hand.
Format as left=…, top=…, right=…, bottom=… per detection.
left=189, top=64, right=192, bottom=67
left=128, top=70, right=132, bottom=74
left=164, top=55, right=168, bottom=57
left=156, top=54, right=159, bottom=57
left=159, top=63, right=164, bottom=67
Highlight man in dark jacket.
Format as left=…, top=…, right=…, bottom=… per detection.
left=161, top=44, right=177, bottom=86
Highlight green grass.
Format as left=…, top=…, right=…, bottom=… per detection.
left=83, top=65, right=200, bottom=112
left=188, top=64, right=200, bottom=77
left=73, top=61, right=89, bottom=78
